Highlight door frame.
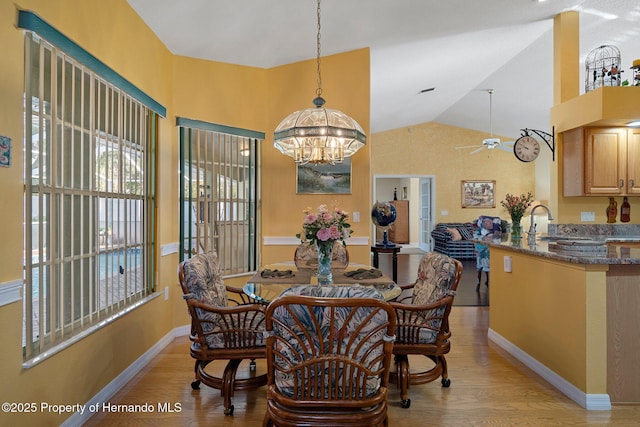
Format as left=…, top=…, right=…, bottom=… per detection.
left=372, top=175, right=436, bottom=251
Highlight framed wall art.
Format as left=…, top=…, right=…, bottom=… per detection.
left=0, top=135, right=11, bottom=167
left=461, top=180, right=495, bottom=208
left=296, top=158, right=351, bottom=194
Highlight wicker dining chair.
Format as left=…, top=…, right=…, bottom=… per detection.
left=263, top=285, right=396, bottom=427
left=388, top=251, right=463, bottom=408
left=293, top=241, right=349, bottom=271
left=178, top=251, right=267, bottom=415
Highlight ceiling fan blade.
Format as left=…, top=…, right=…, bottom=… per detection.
left=455, top=144, right=483, bottom=150
left=496, top=143, right=514, bottom=153
left=470, top=146, right=486, bottom=155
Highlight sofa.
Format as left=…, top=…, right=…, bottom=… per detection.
left=431, top=222, right=477, bottom=260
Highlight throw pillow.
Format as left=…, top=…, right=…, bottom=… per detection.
left=457, top=226, right=474, bottom=240
left=446, top=227, right=462, bottom=241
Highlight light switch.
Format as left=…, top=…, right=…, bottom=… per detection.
left=353, top=211, right=360, bottom=222
left=503, top=256, right=512, bottom=273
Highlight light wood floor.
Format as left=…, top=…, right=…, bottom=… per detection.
left=84, top=304, right=640, bottom=426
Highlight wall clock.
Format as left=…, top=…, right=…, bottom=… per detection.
left=513, top=135, right=540, bottom=162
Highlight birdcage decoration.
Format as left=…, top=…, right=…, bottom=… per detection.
left=585, top=45, right=622, bottom=92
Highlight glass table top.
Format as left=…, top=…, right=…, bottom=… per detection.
left=243, top=263, right=400, bottom=304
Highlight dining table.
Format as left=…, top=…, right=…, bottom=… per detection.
left=243, top=262, right=401, bottom=304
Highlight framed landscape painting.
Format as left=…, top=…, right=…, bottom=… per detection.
left=296, top=158, right=351, bottom=194
left=461, top=180, right=495, bottom=208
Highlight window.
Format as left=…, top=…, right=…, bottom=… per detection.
left=21, top=22, right=161, bottom=364
left=178, top=119, right=261, bottom=275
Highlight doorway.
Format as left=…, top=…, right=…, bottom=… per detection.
left=372, top=175, right=435, bottom=251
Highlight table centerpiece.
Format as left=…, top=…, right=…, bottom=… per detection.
left=297, top=204, right=352, bottom=285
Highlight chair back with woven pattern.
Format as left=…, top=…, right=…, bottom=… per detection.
left=177, top=252, right=267, bottom=415
left=388, top=251, right=463, bottom=409
left=178, top=252, right=265, bottom=350
left=263, top=285, right=396, bottom=426
left=398, top=251, right=462, bottom=346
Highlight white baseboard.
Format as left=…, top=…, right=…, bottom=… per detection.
left=488, top=328, right=611, bottom=410
left=61, top=325, right=191, bottom=426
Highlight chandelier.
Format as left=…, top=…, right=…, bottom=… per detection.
left=273, top=0, right=366, bottom=165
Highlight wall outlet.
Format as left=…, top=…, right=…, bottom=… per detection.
left=580, top=211, right=595, bottom=222
left=503, top=256, right=512, bottom=273
left=441, top=210, right=448, bottom=216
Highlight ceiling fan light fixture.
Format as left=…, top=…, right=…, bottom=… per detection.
left=483, top=137, right=501, bottom=148
left=273, top=0, right=366, bottom=165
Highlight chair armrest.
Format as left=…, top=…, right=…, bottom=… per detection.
left=393, top=282, right=415, bottom=304
left=389, top=295, right=455, bottom=345
left=186, top=297, right=266, bottom=349
left=389, top=294, right=454, bottom=312
left=188, top=297, right=266, bottom=315
left=225, top=284, right=254, bottom=305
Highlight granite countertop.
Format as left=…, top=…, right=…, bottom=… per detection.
left=477, top=237, right=640, bottom=265
left=475, top=224, right=640, bottom=265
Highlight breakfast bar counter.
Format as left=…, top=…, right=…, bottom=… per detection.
left=479, top=236, right=640, bottom=265
left=478, top=226, right=640, bottom=409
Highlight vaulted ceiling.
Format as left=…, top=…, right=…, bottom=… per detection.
left=127, top=0, right=639, bottom=140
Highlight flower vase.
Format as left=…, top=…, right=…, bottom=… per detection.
left=316, top=241, right=334, bottom=285
left=510, top=218, right=522, bottom=242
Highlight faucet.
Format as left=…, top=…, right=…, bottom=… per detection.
left=527, top=204, right=554, bottom=245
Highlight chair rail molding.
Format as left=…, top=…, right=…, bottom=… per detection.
left=0, top=280, right=22, bottom=307
left=264, top=236, right=369, bottom=246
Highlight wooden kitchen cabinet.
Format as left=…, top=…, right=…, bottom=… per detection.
left=388, top=200, right=409, bottom=244
left=563, top=127, right=640, bottom=196
left=628, top=127, right=640, bottom=194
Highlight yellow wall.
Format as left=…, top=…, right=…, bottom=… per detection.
left=262, top=49, right=372, bottom=265
left=0, top=1, right=177, bottom=425
left=170, top=56, right=270, bottom=324
left=0, top=1, right=631, bottom=424
left=372, top=122, right=537, bottom=223
left=0, top=1, right=371, bottom=424
left=489, top=247, right=608, bottom=394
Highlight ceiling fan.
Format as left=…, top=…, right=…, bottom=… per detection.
left=456, top=89, right=514, bottom=154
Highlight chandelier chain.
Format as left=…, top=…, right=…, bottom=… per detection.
left=272, top=0, right=366, bottom=165
left=316, top=0, right=322, bottom=98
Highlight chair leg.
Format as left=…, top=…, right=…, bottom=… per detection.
left=395, top=354, right=411, bottom=408
left=193, top=357, right=267, bottom=416
left=439, top=355, right=451, bottom=387
left=262, top=410, right=273, bottom=427
left=191, top=360, right=201, bottom=390
left=221, top=359, right=242, bottom=416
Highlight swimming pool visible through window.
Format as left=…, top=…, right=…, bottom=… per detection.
left=22, top=27, right=160, bottom=364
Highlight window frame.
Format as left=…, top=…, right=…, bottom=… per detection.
left=20, top=12, right=164, bottom=366
left=178, top=118, right=262, bottom=275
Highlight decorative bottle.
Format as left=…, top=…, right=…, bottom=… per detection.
left=393, top=188, right=398, bottom=201
left=606, top=197, right=617, bottom=223
left=620, top=197, right=631, bottom=222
